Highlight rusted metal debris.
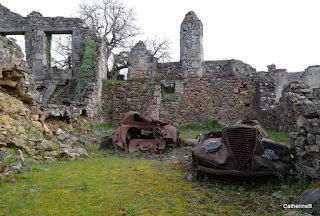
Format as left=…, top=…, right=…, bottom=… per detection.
left=192, top=120, right=291, bottom=178
left=99, top=112, right=190, bottom=153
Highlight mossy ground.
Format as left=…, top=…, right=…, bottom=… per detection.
left=0, top=156, right=303, bottom=216
left=0, top=122, right=303, bottom=216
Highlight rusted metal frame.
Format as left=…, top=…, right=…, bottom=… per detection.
left=197, top=166, right=281, bottom=176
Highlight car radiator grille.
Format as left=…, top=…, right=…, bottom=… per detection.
left=227, top=128, right=256, bottom=171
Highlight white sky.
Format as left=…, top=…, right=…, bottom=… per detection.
left=1, top=0, right=320, bottom=72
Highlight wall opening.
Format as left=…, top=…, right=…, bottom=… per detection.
left=50, top=34, right=72, bottom=69
left=6, top=35, right=26, bottom=60
left=162, top=83, right=175, bottom=93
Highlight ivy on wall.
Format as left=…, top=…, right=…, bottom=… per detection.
left=68, top=38, right=97, bottom=100
left=45, top=33, right=52, bottom=66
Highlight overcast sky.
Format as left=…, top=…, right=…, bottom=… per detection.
left=1, top=0, right=320, bottom=72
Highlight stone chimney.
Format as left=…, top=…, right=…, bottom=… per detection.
left=180, top=11, right=203, bottom=78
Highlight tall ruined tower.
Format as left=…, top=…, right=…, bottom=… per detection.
left=180, top=11, right=203, bottom=78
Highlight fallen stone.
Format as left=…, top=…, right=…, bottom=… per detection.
left=0, top=79, right=17, bottom=87
left=75, top=147, right=88, bottom=157
left=12, top=163, right=22, bottom=172
left=11, top=138, right=27, bottom=149
left=79, top=137, right=91, bottom=146
left=31, top=115, right=39, bottom=121
left=55, top=128, right=63, bottom=135
left=45, top=146, right=54, bottom=151
left=22, top=158, right=37, bottom=167
left=57, top=133, right=69, bottom=141
left=29, top=189, right=37, bottom=193
left=300, top=189, right=320, bottom=214
left=0, top=151, right=6, bottom=162
left=285, top=211, right=312, bottom=216
left=44, top=157, right=56, bottom=164
left=185, top=173, right=194, bottom=181
left=31, top=121, right=43, bottom=129
left=43, top=124, right=53, bottom=135
left=64, top=139, right=73, bottom=146
left=272, top=192, right=284, bottom=199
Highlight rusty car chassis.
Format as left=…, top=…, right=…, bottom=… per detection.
left=192, top=120, right=291, bottom=178
left=99, top=112, right=186, bottom=153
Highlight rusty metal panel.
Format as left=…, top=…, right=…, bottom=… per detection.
left=226, top=127, right=256, bottom=171
left=192, top=119, right=291, bottom=177
left=100, top=112, right=184, bottom=153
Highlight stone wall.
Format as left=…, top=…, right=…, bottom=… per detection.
left=101, top=77, right=257, bottom=125
left=180, top=11, right=203, bottom=78
left=0, top=4, right=103, bottom=121
left=257, top=65, right=320, bottom=131
left=203, top=60, right=257, bottom=79
left=101, top=80, right=159, bottom=124
left=157, top=62, right=183, bottom=80
left=289, top=86, right=320, bottom=179
left=0, top=36, right=39, bottom=103
left=0, top=4, right=87, bottom=80
left=128, top=41, right=157, bottom=80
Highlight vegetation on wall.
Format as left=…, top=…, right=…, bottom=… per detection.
left=45, top=33, right=52, bottom=66
left=68, top=38, right=97, bottom=100
left=162, top=84, right=175, bottom=93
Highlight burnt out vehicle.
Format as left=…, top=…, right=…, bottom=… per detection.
left=100, top=112, right=188, bottom=153
left=192, top=120, right=291, bottom=178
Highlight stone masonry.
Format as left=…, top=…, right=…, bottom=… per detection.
left=0, top=4, right=87, bottom=80
left=180, top=11, right=203, bottom=78
left=288, top=83, right=320, bottom=179
left=0, top=4, right=103, bottom=119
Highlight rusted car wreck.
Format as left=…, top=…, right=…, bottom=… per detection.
left=192, top=120, right=291, bottom=178
left=100, top=112, right=186, bottom=153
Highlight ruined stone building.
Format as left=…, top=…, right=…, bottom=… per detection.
left=0, top=4, right=105, bottom=118
left=1, top=4, right=320, bottom=179
left=104, top=10, right=320, bottom=131
left=1, top=4, right=320, bottom=132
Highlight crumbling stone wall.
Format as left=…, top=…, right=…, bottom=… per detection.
left=203, top=60, right=257, bottom=79
left=0, top=4, right=103, bottom=120
left=257, top=65, right=320, bottom=131
left=128, top=41, right=157, bottom=80
left=289, top=86, right=320, bottom=179
left=157, top=62, right=183, bottom=80
left=0, top=36, right=39, bottom=103
left=160, top=78, right=257, bottom=125
left=180, top=11, right=203, bottom=78
left=101, top=81, right=160, bottom=124
left=0, top=4, right=86, bottom=79
left=101, top=77, right=257, bottom=125
left=104, top=11, right=259, bottom=125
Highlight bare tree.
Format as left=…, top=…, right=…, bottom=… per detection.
left=51, top=35, right=72, bottom=69
left=79, top=0, right=140, bottom=79
left=144, top=36, right=171, bottom=63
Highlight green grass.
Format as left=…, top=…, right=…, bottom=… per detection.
left=91, top=122, right=117, bottom=132
left=265, top=128, right=290, bottom=145
left=179, top=121, right=290, bottom=145
left=179, top=119, right=223, bottom=139
left=0, top=157, right=302, bottom=216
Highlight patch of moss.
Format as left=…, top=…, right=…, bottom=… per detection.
left=0, top=157, right=302, bottom=215
left=67, top=39, right=97, bottom=100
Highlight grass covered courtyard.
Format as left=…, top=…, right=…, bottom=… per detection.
left=0, top=156, right=303, bottom=216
